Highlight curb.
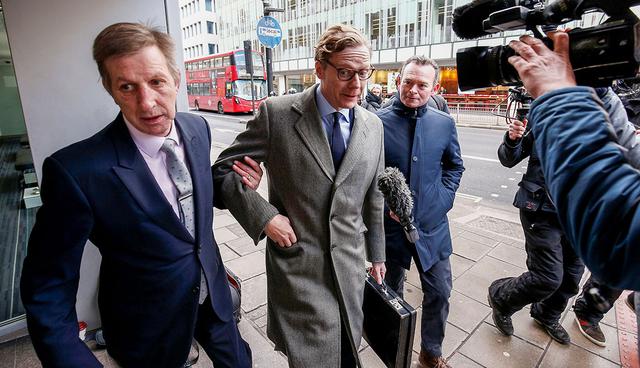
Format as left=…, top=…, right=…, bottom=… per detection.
left=455, top=123, right=507, bottom=131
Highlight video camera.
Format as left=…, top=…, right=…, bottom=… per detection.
left=453, top=0, right=640, bottom=91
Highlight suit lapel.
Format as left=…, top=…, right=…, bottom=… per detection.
left=110, top=114, right=193, bottom=243
left=293, top=85, right=335, bottom=181
left=176, top=117, right=205, bottom=243
left=335, top=105, right=368, bottom=187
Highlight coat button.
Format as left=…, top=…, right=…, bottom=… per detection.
left=411, top=190, right=416, bottom=196
left=330, top=244, right=337, bottom=250
left=412, top=156, right=418, bottom=162
left=193, top=286, right=200, bottom=294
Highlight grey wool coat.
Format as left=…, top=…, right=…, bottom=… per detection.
left=213, top=84, right=385, bottom=367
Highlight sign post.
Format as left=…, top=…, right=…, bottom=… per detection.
left=259, top=2, right=284, bottom=96
left=243, top=40, right=256, bottom=114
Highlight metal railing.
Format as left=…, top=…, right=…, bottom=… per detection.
left=448, top=102, right=509, bottom=128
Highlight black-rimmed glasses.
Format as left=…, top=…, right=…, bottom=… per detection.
left=324, top=60, right=375, bottom=81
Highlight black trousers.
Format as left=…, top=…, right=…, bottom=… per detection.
left=385, top=258, right=451, bottom=357
left=490, top=210, right=585, bottom=324
left=573, top=275, right=623, bottom=324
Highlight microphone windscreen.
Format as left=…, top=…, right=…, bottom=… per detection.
left=377, top=167, right=414, bottom=226
left=452, top=0, right=515, bottom=40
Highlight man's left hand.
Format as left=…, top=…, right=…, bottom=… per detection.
left=232, top=156, right=263, bottom=190
left=389, top=210, right=400, bottom=223
left=370, top=262, right=386, bottom=285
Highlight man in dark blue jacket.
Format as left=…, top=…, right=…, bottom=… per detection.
left=506, top=31, right=640, bottom=356
left=377, top=56, right=464, bottom=368
left=20, top=23, right=251, bottom=368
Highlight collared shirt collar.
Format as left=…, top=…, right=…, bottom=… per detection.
left=315, top=84, right=351, bottom=123
left=123, top=115, right=180, bottom=158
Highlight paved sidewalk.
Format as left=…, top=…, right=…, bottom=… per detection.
left=208, top=142, right=636, bottom=368
left=0, top=143, right=635, bottom=368
left=207, top=143, right=636, bottom=368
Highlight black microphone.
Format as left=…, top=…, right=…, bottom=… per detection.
left=377, top=167, right=419, bottom=243
left=453, top=0, right=517, bottom=39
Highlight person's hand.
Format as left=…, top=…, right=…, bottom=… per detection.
left=508, top=119, right=526, bottom=141
left=389, top=210, right=400, bottom=223
left=264, top=214, right=297, bottom=248
left=232, top=156, right=263, bottom=190
left=370, top=262, right=386, bottom=285
left=507, top=32, right=576, bottom=99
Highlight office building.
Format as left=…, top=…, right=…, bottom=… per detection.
left=217, top=0, right=603, bottom=95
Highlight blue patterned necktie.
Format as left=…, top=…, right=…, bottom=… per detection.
left=331, top=111, right=346, bottom=169
left=161, top=138, right=207, bottom=304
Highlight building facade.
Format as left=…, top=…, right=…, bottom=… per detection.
left=216, top=0, right=603, bottom=95
left=179, top=0, right=221, bottom=60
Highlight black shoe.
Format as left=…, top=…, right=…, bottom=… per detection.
left=487, top=293, right=513, bottom=336
left=533, top=318, right=570, bottom=344
left=575, top=315, right=606, bottom=347
left=626, top=292, right=636, bottom=314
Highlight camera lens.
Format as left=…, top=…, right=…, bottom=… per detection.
left=455, top=19, right=639, bottom=91
left=457, top=46, right=521, bottom=91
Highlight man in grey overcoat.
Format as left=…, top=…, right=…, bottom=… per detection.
left=213, top=24, right=385, bottom=367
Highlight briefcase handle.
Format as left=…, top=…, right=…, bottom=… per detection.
left=365, top=270, right=389, bottom=296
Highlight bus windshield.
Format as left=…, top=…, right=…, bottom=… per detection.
left=233, top=80, right=268, bottom=100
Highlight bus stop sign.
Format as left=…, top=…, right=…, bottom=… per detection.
left=257, top=16, right=282, bottom=49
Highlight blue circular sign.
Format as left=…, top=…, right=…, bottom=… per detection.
left=257, top=16, right=282, bottom=49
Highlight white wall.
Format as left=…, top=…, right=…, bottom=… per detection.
left=2, top=0, right=186, bottom=334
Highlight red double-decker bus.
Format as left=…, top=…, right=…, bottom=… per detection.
left=185, top=49, right=267, bottom=114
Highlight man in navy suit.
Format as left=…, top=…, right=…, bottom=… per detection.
left=377, top=56, right=464, bottom=368
left=20, top=23, right=251, bottom=368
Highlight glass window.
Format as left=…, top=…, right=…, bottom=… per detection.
left=207, top=21, right=215, bottom=34
left=209, top=43, right=216, bottom=54
left=387, top=7, right=397, bottom=49
left=252, top=52, right=265, bottom=76
left=0, top=23, right=37, bottom=326
left=431, top=0, right=453, bottom=43
left=233, top=80, right=268, bottom=100
left=205, top=0, right=213, bottom=11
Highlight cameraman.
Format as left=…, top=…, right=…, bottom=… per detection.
left=506, top=32, right=640, bottom=331
left=488, top=111, right=584, bottom=345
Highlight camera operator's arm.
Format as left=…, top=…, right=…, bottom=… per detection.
left=497, top=120, right=531, bottom=167
left=508, top=33, right=640, bottom=290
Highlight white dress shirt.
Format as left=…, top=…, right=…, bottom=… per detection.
left=123, top=117, right=189, bottom=219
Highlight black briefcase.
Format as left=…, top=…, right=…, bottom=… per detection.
left=362, top=274, right=417, bottom=368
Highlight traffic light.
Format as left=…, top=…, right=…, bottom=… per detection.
left=243, top=40, right=253, bottom=75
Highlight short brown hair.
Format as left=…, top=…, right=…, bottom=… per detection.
left=314, top=24, right=370, bottom=63
left=93, top=22, right=179, bottom=92
left=399, top=56, right=440, bottom=85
